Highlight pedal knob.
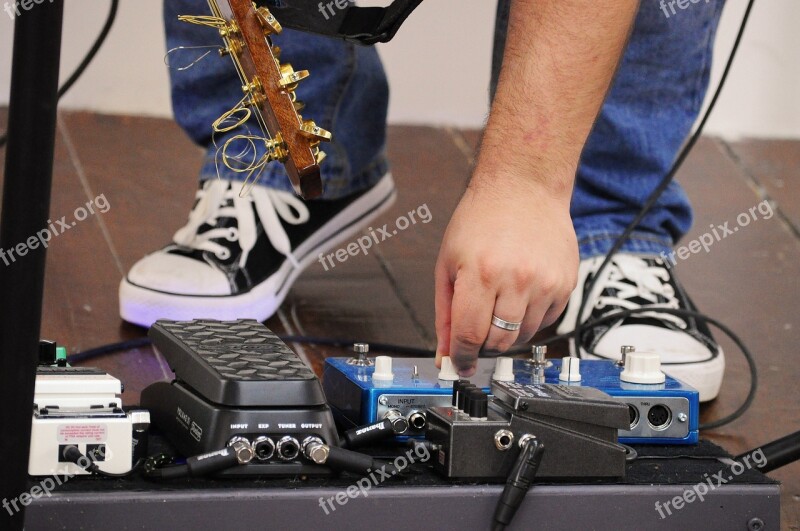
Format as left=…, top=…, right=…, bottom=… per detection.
left=372, top=356, right=394, bottom=382
left=438, top=356, right=459, bottom=381
left=467, top=390, right=488, bottom=419
left=558, top=357, right=582, bottom=382
left=492, top=357, right=515, bottom=382
left=620, top=351, right=666, bottom=384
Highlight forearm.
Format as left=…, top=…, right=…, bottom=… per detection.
left=474, top=0, right=639, bottom=198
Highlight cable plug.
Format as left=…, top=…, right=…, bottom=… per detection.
left=492, top=435, right=545, bottom=531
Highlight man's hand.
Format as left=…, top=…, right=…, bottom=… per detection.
left=435, top=178, right=578, bottom=375
left=434, top=0, right=639, bottom=375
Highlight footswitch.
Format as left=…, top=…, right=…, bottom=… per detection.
left=141, top=319, right=339, bottom=476
left=29, top=365, right=149, bottom=476
left=323, top=349, right=699, bottom=444
left=425, top=381, right=629, bottom=479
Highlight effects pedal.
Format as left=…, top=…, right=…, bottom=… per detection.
left=29, top=341, right=149, bottom=476
left=425, top=380, right=629, bottom=479
left=323, top=345, right=699, bottom=444
left=141, top=319, right=339, bottom=477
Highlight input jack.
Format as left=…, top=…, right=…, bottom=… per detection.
left=383, top=409, right=409, bottom=434
left=408, top=411, right=427, bottom=431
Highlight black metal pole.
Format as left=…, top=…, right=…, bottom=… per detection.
left=0, top=2, right=64, bottom=529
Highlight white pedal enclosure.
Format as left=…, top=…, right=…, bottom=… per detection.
left=28, top=367, right=145, bottom=476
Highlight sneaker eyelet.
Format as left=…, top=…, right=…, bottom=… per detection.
left=226, top=228, right=238, bottom=241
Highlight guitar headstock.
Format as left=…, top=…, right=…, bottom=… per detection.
left=202, top=0, right=331, bottom=198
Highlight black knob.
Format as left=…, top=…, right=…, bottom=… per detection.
left=466, top=389, right=487, bottom=418
left=468, top=390, right=488, bottom=419
left=457, top=384, right=476, bottom=411
left=452, top=379, right=471, bottom=407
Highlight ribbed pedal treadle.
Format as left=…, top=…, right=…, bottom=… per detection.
left=150, top=319, right=325, bottom=407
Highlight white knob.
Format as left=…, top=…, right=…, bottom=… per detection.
left=492, top=357, right=515, bottom=382
left=620, top=351, right=665, bottom=384
left=558, top=357, right=581, bottom=382
left=438, top=356, right=459, bottom=381
left=372, top=356, right=394, bottom=381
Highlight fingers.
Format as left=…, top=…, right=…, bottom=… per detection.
left=448, top=273, right=495, bottom=376
left=434, top=259, right=454, bottom=369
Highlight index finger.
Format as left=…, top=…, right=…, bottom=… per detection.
left=448, top=273, right=495, bottom=376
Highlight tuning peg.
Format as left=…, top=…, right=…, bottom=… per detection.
left=271, top=45, right=281, bottom=60
left=256, top=7, right=282, bottom=35
left=278, top=63, right=309, bottom=90
left=300, top=120, right=332, bottom=142
left=242, top=77, right=266, bottom=104
left=313, top=147, right=327, bottom=164
left=293, top=100, right=306, bottom=112
left=265, top=134, right=289, bottom=162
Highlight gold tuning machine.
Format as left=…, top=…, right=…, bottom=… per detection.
left=265, top=134, right=289, bottom=162
left=255, top=6, right=282, bottom=35
left=278, top=64, right=309, bottom=90
left=242, top=77, right=266, bottom=104
left=300, top=120, right=332, bottom=142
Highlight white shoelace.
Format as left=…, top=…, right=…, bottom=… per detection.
left=594, top=255, right=686, bottom=329
left=560, top=254, right=687, bottom=332
left=172, top=179, right=309, bottom=268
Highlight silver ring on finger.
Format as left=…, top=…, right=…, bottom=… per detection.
left=491, top=314, right=522, bottom=331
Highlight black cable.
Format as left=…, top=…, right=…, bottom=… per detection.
left=67, top=337, right=153, bottom=363
left=0, top=0, right=120, bottom=149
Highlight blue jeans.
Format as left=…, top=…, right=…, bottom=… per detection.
left=165, top=0, right=725, bottom=259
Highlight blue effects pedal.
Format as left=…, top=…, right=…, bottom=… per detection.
left=323, top=353, right=699, bottom=445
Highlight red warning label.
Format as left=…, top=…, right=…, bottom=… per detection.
left=57, top=424, right=107, bottom=443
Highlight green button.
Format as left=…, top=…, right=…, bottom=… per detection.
left=56, top=346, right=67, bottom=361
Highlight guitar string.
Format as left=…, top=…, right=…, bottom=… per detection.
left=164, top=45, right=224, bottom=71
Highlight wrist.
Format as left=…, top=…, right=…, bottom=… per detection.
left=468, top=159, right=575, bottom=205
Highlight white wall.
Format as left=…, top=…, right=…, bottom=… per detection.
left=0, top=0, right=798, bottom=139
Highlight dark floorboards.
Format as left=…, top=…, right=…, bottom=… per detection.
left=0, top=109, right=797, bottom=528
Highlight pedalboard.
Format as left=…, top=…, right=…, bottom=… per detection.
left=29, top=364, right=148, bottom=476
left=323, top=348, right=699, bottom=444
left=141, top=319, right=339, bottom=477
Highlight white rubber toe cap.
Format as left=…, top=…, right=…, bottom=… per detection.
left=593, top=324, right=714, bottom=364
left=587, top=324, right=725, bottom=402
left=126, top=251, right=231, bottom=296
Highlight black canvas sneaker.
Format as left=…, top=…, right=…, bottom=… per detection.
left=556, top=253, right=725, bottom=401
left=119, top=174, right=396, bottom=327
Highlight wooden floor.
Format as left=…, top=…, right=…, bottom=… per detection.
left=1, top=110, right=798, bottom=529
